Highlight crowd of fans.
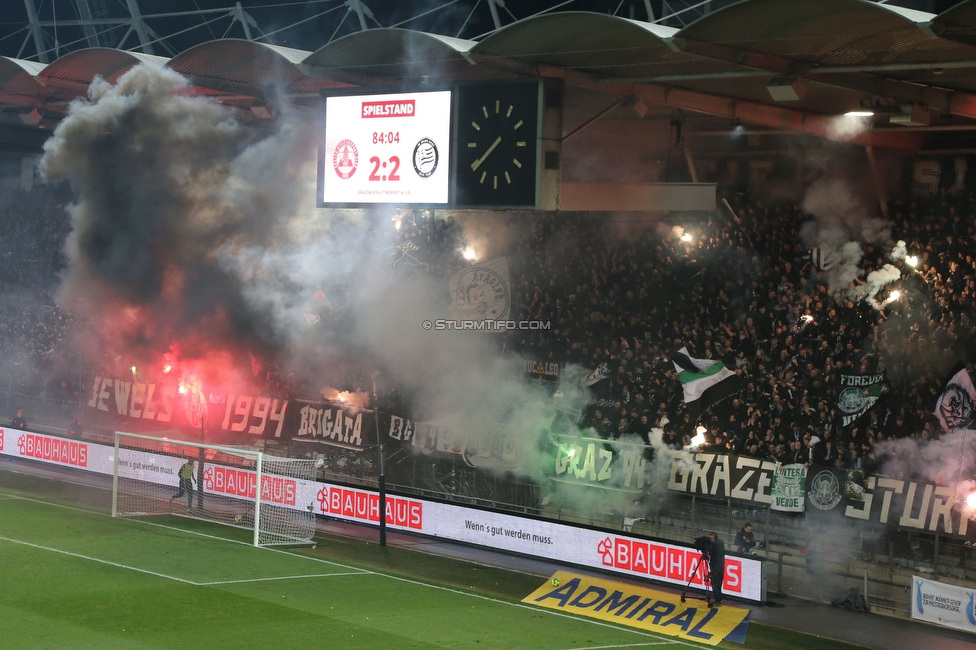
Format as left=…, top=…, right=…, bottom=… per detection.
left=1, top=172, right=975, bottom=484
left=0, top=182, right=74, bottom=386
left=507, top=190, right=976, bottom=478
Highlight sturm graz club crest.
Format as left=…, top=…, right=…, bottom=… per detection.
left=808, top=469, right=842, bottom=511
left=412, top=138, right=438, bottom=178
left=940, top=383, right=975, bottom=430
left=837, top=373, right=888, bottom=426
left=452, top=266, right=510, bottom=319
left=377, top=240, right=429, bottom=278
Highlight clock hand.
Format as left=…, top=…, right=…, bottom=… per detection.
left=470, top=136, right=503, bottom=172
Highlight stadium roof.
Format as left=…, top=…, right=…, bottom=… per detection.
left=4, top=0, right=976, bottom=149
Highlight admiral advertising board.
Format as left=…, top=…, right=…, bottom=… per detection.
left=318, top=89, right=452, bottom=206
left=0, top=428, right=764, bottom=602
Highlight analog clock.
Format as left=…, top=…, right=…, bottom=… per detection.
left=454, top=80, right=540, bottom=208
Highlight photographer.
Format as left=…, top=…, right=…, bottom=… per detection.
left=707, top=532, right=726, bottom=605
left=735, top=522, right=757, bottom=555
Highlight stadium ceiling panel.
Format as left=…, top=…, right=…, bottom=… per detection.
left=675, top=0, right=943, bottom=66
left=931, top=0, right=976, bottom=47
left=6, top=1, right=976, bottom=147
left=467, top=12, right=716, bottom=79
left=167, top=40, right=308, bottom=88
left=0, top=57, right=48, bottom=107
left=37, top=48, right=167, bottom=91
left=302, top=29, right=483, bottom=83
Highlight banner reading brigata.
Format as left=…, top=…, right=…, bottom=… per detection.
left=912, top=575, right=976, bottom=634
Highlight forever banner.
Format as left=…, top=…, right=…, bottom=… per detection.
left=836, top=372, right=889, bottom=426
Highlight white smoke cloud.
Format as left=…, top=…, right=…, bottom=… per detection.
left=849, top=263, right=901, bottom=310
left=890, top=239, right=907, bottom=262
left=40, top=63, right=690, bottom=522
left=800, top=177, right=893, bottom=298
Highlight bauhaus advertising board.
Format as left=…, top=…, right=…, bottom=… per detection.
left=0, top=427, right=764, bottom=602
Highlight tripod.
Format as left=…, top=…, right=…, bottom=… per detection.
left=680, top=551, right=714, bottom=608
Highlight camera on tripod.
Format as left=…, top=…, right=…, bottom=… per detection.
left=693, top=535, right=713, bottom=555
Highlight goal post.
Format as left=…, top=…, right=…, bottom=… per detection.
left=113, top=431, right=317, bottom=547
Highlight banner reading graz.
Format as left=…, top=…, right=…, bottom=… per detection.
left=85, top=375, right=288, bottom=440
left=550, top=434, right=647, bottom=492
left=668, top=453, right=779, bottom=505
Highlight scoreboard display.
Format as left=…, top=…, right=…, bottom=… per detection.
left=318, top=90, right=452, bottom=206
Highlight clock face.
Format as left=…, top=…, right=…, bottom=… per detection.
left=454, top=81, right=540, bottom=208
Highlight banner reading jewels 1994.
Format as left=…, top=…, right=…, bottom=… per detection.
left=912, top=575, right=976, bottom=634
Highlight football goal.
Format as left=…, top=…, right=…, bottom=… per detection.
left=112, top=432, right=317, bottom=547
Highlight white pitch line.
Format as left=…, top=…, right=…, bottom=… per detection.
left=569, top=641, right=671, bottom=650
left=0, top=494, right=705, bottom=647
left=0, top=534, right=198, bottom=585
left=199, top=572, right=365, bottom=586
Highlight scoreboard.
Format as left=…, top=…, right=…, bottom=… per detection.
left=317, top=81, right=561, bottom=209
left=319, top=90, right=452, bottom=206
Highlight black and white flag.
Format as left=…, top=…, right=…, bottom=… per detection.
left=935, top=364, right=976, bottom=432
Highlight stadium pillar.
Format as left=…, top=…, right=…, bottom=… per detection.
left=197, top=418, right=205, bottom=509
left=125, top=0, right=155, bottom=55
left=865, top=146, right=889, bottom=218
left=23, top=0, right=48, bottom=63
left=487, top=0, right=502, bottom=30
left=378, top=443, right=387, bottom=547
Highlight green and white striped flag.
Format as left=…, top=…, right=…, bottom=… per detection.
left=670, top=346, right=745, bottom=420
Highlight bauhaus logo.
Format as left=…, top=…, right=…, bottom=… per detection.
left=316, top=486, right=422, bottom=529
left=204, top=467, right=297, bottom=506
left=17, top=433, right=87, bottom=467
left=597, top=536, right=743, bottom=594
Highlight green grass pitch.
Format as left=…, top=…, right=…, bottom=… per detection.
left=0, top=477, right=865, bottom=650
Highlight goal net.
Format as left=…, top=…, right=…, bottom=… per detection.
left=112, top=432, right=317, bottom=547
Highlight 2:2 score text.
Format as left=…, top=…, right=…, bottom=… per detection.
left=369, top=156, right=400, bottom=182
